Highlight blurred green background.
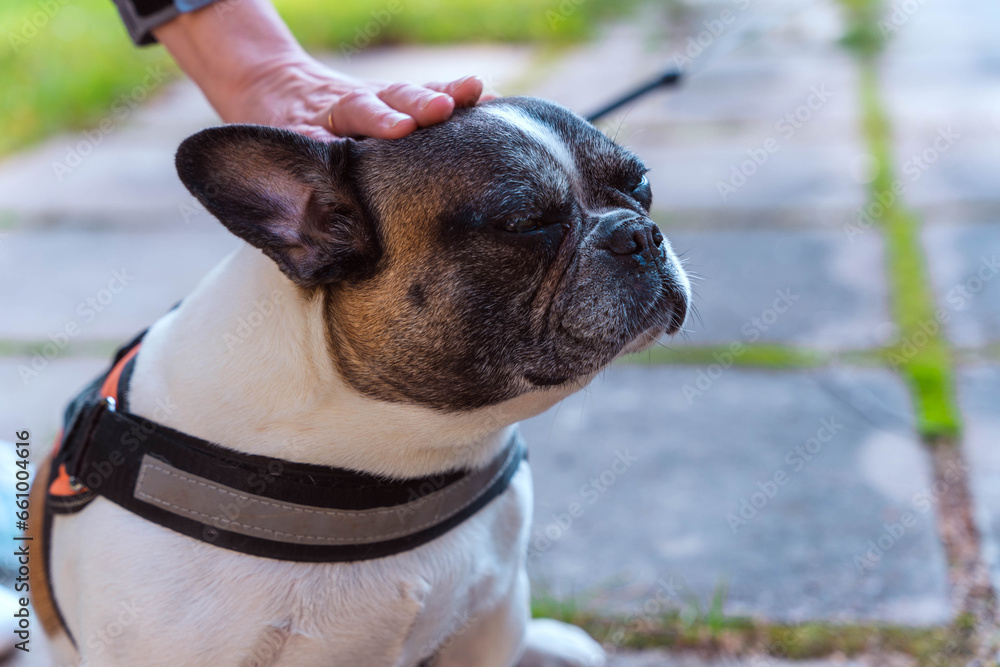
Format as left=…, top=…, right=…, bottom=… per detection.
left=0, top=0, right=632, bottom=157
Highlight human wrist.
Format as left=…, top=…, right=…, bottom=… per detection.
left=153, top=0, right=313, bottom=123
left=222, top=54, right=361, bottom=127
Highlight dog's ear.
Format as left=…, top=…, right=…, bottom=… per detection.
left=175, top=125, right=380, bottom=288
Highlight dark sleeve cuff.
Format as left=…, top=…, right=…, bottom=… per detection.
left=112, top=0, right=180, bottom=45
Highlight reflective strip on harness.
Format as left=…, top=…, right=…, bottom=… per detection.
left=132, top=437, right=524, bottom=545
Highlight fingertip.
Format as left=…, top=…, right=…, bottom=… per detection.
left=452, top=75, right=485, bottom=107
left=380, top=113, right=418, bottom=138
left=418, top=93, right=454, bottom=126
left=426, top=75, right=484, bottom=107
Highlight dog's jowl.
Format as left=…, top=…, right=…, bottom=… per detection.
left=32, top=97, right=689, bottom=667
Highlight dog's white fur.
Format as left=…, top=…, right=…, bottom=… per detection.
left=44, top=244, right=605, bottom=667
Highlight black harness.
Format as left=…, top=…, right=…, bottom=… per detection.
left=46, top=331, right=526, bottom=562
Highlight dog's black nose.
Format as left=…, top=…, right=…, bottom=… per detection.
left=600, top=215, right=664, bottom=260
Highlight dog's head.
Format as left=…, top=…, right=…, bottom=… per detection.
left=176, top=97, right=689, bottom=412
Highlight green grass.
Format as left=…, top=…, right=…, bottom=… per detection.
left=619, top=344, right=830, bottom=369
left=276, top=0, right=632, bottom=51
left=838, top=1, right=962, bottom=441
left=0, top=0, right=635, bottom=159
left=0, top=338, right=121, bottom=359
left=0, top=211, right=17, bottom=243
left=836, top=0, right=888, bottom=58
left=532, top=595, right=977, bottom=666
left=0, top=0, right=174, bottom=156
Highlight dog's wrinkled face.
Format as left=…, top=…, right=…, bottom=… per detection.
left=177, top=97, right=689, bottom=411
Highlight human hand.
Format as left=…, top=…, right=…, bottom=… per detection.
left=223, top=55, right=490, bottom=141
left=154, top=0, right=494, bottom=142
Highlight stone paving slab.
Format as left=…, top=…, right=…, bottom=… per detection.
left=527, top=1, right=853, bottom=122
left=520, top=365, right=952, bottom=625
left=661, top=228, right=889, bottom=350
left=0, top=357, right=109, bottom=460
left=881, top=0, right=1000, bottom=209
left=0, top=228, right=240, bottom=341
left=639, top=142, right=864, bottom=217
left=923, top=223, right=1000, bottom=348
left=522, top=1, right=867, bottom=219
left=957, top=364, right=1000, bottom=597
left=0, top=83, right=215, bottom=227
left=887, top=129, right=1000, bottom=211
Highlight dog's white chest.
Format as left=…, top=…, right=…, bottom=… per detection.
left=50, top=463, right=532, bottom=666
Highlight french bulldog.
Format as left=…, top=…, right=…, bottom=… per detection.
left=36, top=96, right=689, bottom=666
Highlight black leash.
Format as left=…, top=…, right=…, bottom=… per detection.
left=585, top=68, right=683, bottom=123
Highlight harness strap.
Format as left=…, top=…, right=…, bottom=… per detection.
left=47, top=334, right=527, bottom=563
left=63, top=403, right=525, bottom=561
left=47, top=343, right=138, bottom=502
left=38, top=332, right=148, bottom=648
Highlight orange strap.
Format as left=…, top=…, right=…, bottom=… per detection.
left=48, top=344, right=141, bottom=497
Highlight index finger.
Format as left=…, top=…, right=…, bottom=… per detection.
left=323, top=89, right=418, bottom=139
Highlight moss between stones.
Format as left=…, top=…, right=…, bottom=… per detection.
left=619, top=344, right=830, bottom=369
left=838, top=1, right=962, bottom=442
left=0, top=339, right=120, bottom=360
left=532, top=595, right=977, bottom=666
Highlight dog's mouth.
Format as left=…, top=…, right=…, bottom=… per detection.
left=653, top=281, right=690, bottom=336
left=603, top=264, right=690, bottom=343
left=521, top=261, right=689, bottom=389
left=524, top=372, right=573, bottom=387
